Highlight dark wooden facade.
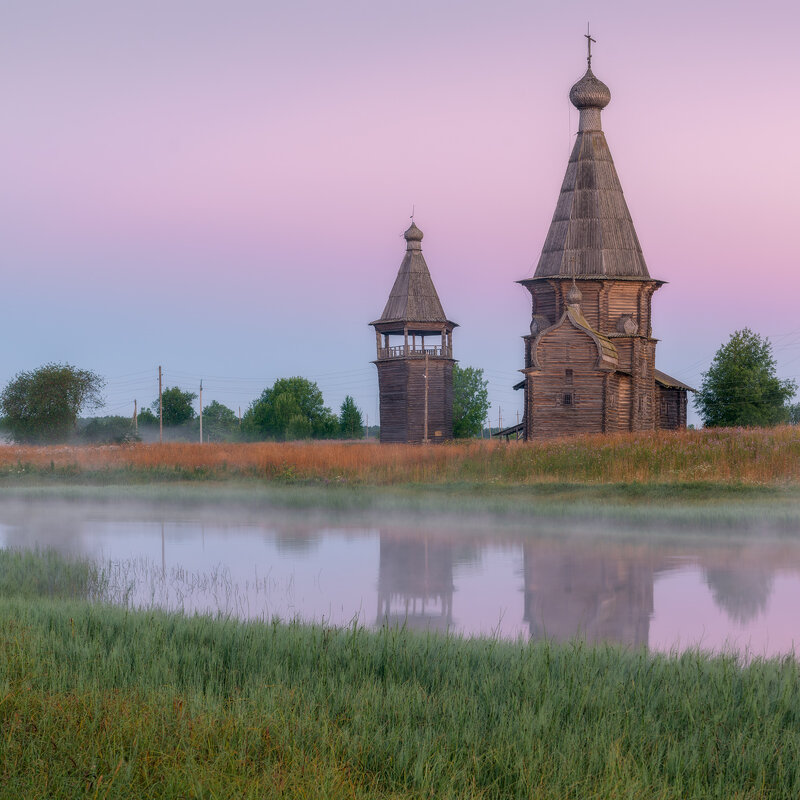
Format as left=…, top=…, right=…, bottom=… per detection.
left=371, top=223, right=457, bottom=443
left=517, top=55, right=691, bottom=439
left=656, top=370, right=690, bottom=430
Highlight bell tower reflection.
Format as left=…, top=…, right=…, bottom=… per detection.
left=522, top=544, right=657, bottom=646
left=377, top=533, right=454, bottom=632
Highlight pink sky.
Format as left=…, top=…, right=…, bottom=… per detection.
left=1, top=0, right=798, bottom=426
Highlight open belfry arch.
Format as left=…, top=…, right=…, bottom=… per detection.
left=370, top=222, right=457, bottom=443
left=517, top=35, right=690, bottom=439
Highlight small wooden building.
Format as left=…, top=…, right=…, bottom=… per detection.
left=517, top=50, right=692, bottom=439
left=370, top=222, right=457, bottom=443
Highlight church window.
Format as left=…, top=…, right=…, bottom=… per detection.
left=562, top=391, right=574, bottom=406
left=565, top=369, right=573, bottom=385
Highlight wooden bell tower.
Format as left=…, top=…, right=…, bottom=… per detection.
left=370, top=222, right=457, bottom=443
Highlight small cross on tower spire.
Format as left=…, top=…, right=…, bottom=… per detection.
left=585, top=24, right=596, bottom=70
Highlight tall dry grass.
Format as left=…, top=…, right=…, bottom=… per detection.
left=1, top=426, right=800, bottom=485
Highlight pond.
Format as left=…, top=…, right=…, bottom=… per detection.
left=2, top=497, right=799, bottom=658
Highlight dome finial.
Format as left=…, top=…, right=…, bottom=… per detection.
left=569, top=30, right=610, bottom=129
left=404, top=218, right=423, bottom=249
left=585, top=23, right=596, bottom=71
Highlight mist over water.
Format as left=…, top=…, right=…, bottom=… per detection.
left=2, top=497, right=800, bottom=658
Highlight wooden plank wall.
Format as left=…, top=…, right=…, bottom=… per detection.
left=376, top=361, right=409, bottom=443
left=657, top=386, right=688, bottom=430
left=607, top=283, right=651, bottom=337
left=521, top=277, right=678, bottom=439
left=531, top=284, right=557, bottom=328
left=528, top=327, right=606, bottom=439
left=377, top=358, right=453, bottom=443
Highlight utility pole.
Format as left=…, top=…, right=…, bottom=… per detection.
left=199, top=380, right=203, bottom=444
left=158, top=366, right=163, bottom=443
left=423, top=352, right=429, bottom=444
left=238, top=406, right=242, bottom=426
left=133, top=399, right=138, bottom=434
left=365, top=413, right=369, bottom=440
left=517, top=410, right=520, bottom=440
left=499, top=407, right=502, bottom=434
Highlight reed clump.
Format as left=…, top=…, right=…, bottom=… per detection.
left=0, top=547, right=107, bottom=600
left=1, top=426, right=800, bottom=486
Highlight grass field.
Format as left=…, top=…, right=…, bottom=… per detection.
left=2, top=549, right=800, bottom=800
left=3, top=433, right=800, bottom=796
left=1, top=426, right=800, bottom=487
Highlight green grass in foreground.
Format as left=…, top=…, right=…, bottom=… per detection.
left=2, top=551, right=800, bottom=799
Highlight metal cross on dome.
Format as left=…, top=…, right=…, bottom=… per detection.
left=585, top=25, right=596, bottom=69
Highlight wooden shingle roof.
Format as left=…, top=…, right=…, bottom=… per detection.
left=654, top=369, right=695, bottom=392
left=373, top=223, right=454, bottom=326
left=533, top=68, right=650, bottom=280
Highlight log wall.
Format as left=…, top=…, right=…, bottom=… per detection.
left=657, top=386, right=688, bottom=430
left=520, top=277, right=677, bottom=439
left=532, top=283, right=557, bottom=327
left=527, top=325, right=606, bottom=439
left=376, top=358, right=454, bottom=444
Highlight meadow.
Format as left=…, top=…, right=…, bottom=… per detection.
left=2, top=427, right=800, bottom=528
left=1, top=425, right=799, bottom=486
left=2, top=549, right=800, bottom=800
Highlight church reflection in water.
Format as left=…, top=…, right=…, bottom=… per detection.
left=374, top=528, right=789, bottom=648
left=375, top=530, right=673, bottom=644
left=522, top=544, right=667, bottom=646
left=376, top=534, right=457, bottom=632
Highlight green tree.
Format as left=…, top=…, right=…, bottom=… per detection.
left=137, top=407, right=159, bottom=427
left=152, top=387, right=197, bottom=426
left=339, top=395, right=364, bottom=439
left=201, top=401, right=238, bottom=441
left=694, top=328, right=796, bottom=427
left=0, top=363, right=105, bottom=443
left=453, top=365, right=490, bottom=438
left=243, top=377, right=336, bottom=440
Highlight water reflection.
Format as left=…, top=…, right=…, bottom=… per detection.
left=704, top=565, right=774, bottom=625
left=0, top=498, right=798, bottom=657
left=522, top=544, right=663, bottom=647
left=375, top=534, right=478, bottom=632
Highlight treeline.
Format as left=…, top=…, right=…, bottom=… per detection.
left=131, top=377, right=369, bottom=443
left=0, top=363, right=491, bottom=445
left=0, top=365, right=370, bottom=444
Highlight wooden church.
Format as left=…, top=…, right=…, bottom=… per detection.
left=517, top=43, right=691, bottom=439
left=370, top=222, right=457, bottom=443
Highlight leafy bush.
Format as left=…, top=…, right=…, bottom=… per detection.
left=79, top=416, right=140, bottom=444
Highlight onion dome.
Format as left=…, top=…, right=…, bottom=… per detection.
left=404, top=222, right=424, bottom=243
left=569, top=69, right=611, bottom=110
left=566, top=280, right=582, bottom=306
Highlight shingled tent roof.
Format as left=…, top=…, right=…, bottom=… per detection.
left=372, top=222, right=455, bottom=327
left=532, top=65, right=650, bottom=280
